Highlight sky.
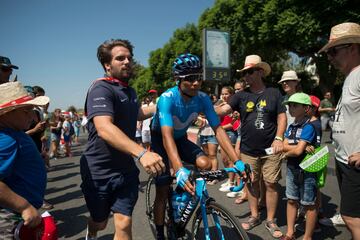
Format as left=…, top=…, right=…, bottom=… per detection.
left=1, top=0, right=215, bottom=111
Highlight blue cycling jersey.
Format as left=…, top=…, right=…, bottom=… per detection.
left=151, top=86, right=220, bottom=139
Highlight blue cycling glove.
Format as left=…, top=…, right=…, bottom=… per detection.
left=234, top=160, right=245, bottom=172
left=175, top=167, right=191, bottom=189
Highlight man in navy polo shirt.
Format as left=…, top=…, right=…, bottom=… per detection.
left=81, top=39, right=165, bottom=240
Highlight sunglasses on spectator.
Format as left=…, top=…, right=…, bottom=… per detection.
left=242, top=68, right=260, bottom=77
left=178, top=74, right=203, bottom=82
left=326, top=44, right=352, bottom=57
left=1, top=67, right=12, bottom=72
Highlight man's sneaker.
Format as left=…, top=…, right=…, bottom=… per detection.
left=319, top=213, right=346, bottom=227
left=295, top=222, right=321, bottom=233
left=226, top=190, right=243, bottom=198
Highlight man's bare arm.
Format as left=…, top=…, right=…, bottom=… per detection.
left=138, top=104, right=156, bottom=121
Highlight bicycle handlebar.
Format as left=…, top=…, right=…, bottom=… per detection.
left=189, top=163, right=252, bottom=192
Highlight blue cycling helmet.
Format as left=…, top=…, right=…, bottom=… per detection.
left=172, top=53, right=202, bottom=76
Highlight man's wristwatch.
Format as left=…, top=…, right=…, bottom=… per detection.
left=274, top=136, right=283, bottom=142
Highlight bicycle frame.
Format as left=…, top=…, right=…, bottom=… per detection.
left=195, top=178, right=225, bottom=240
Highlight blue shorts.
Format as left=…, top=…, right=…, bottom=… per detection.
left=63, top=134, right=71, bottom=143
left=286, top=165, right=317, bottom=206
left=225, top=130, right=237, bottom=145
left=151, top=133, right=204, bottom=186
left=80, top=158, right=140, bottom=221
left=199, top=135, right=218, bottom=145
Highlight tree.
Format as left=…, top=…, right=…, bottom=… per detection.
left=148, top=23, right=202, bottom=91
left=198, top=0, right=360, bottom=94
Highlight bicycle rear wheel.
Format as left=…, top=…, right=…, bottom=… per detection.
left=191, top=201, right=249, bottom=240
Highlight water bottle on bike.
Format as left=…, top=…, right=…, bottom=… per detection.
left=171, top=188, right=188, bottom=223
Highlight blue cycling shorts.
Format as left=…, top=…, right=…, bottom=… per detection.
left=151, top=132, right=204, bottom=186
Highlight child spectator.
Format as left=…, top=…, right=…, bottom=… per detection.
left=0, top=82, right=49, bottom=238
left=281, top=93, right=321, bottom=240
left=62, top=114, right=72, bottom=157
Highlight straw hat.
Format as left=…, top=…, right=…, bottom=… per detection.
left=0, top=82, right=50, bottom=116
left=319, top=22, right=360, bottom=53
left=236, top=55, right=271, bottom=77
left=278, top=70, right=301, bottom=84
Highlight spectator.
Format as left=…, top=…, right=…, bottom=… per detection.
left=318, top=91, right=336, bottom=131
left=0, top=56, right=18, bottom=84
left=278, top=70, right=302, bottom=129
left=0, top=82, right=49, bottom=238
left=72, top=114, right=81, bottom=145
left=81, top=38, right=164, bottom=240
left=318, top=22, right=360, bottom=238
left=217, top=55, right=286, bottom=238
left=282, top=93, right=320, bottom=240
left=49, top=108, right=62, bottom=159
left=62, top=113, right=72, bottom=157
left=197, top=112, right=219, bottom=185
left=141, top=97, right=152, bottom=150
left=209, top=93, right=218, bottom=104
left=148, top=89, right=159, bottom=104
left=218, top=86, right=238, bottom=194
left=234, top=79, right=247, bottom=93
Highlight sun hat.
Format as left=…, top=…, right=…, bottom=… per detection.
left=319, top=22, right=360, bottom=53
left=0, top=82, right=50, bottom=116
left=309, top=95, right=321, bottom=108
left=278, top=70, right=301, bottom=84
left=0, top=56, right=19, bottom=69
left=236, top=55, right=271, bottom=77
left=148, top=89, right=157, bottom=93
left=283, top=92, right=312, bottom=106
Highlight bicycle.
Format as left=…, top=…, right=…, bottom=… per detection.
left=145, top=164, right=251, bottom=240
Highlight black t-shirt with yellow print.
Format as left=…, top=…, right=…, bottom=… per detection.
left=229, top=87, right=286, bottom=157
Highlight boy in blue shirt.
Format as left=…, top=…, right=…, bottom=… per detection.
left=0, top=82, right=50, bottom=238
left=281, top=93, right=319, bottom=240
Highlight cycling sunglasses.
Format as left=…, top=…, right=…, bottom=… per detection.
left=326, top=44, right=352, bottom=57
left=178, top=74, right=203, bottom=82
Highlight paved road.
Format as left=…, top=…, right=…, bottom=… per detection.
left=44, top=131, right=351, bottom=239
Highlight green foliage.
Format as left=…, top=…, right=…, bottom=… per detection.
left=132, top=0, right=360, bottom=99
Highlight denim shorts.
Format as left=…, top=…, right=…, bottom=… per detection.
left=50, top=133, right=60, bottom=142
left=199, top=135, right=218, bottom=145
left=225, top=130, right=237, bottom=145
left=80, top=159, right=140, bottom=221
left=286, top=165, right=317, bottom=205
left=151, top=133, right=204, bottom=186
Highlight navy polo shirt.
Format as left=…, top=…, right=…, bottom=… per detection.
left=82, top=80, right=139, bottom=179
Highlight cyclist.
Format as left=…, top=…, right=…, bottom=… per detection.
left=151, top=53, right=246, bottom=240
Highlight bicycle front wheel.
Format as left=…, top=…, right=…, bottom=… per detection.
left=191, top=201, right=249, bottom=240
left=145, top=176, right=157, bottom=237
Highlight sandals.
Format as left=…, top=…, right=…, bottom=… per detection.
left=265, top=219, right=283, bottom=239
left=241, top=216, right=261, bottom=231
left=279, top=235, right=295, bottom=240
